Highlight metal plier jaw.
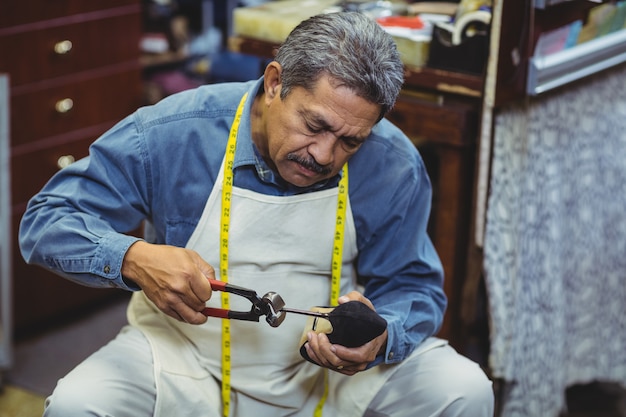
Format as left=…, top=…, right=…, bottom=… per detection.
left=202, top=279, right=287, bottom=327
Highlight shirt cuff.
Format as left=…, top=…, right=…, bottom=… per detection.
left=366, top=316, right=409, bottom=368
left=93, top=232, right=143, bottom=291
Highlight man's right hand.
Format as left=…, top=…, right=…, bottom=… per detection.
left=121, top=241, right=215, bottom=324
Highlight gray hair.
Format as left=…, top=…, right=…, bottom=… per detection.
left=274, top=12, right=404, bottom=119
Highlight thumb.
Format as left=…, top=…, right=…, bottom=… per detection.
left=187, top=252, right=215, bottom=302
left=338, top=291, right=375, bottom=310
left=198, top=260, right=216, bottom=280
left=189, top=251, right=216, bottom=280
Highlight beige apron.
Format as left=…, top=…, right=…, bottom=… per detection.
left=128, top=156, right=397, bottom=416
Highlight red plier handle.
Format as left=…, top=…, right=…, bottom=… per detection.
left=202, top=279, right=286, bottom=327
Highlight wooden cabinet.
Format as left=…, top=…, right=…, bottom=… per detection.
left=0, top=1, right=142, bottom=337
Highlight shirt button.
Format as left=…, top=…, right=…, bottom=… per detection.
left=103, top=265, right=111, bottom=274
left=387, top=351, right=394, bottom=360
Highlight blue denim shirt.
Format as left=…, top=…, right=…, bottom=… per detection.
left=20, top=78, right=446, bottom=365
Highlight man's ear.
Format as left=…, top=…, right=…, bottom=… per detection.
left=263, top=61, right=282, bottom=101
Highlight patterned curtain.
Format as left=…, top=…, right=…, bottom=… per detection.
left=484, top=63, right=626, bottom=417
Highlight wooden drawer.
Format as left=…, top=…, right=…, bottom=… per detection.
left=0, top=1, right=138, bottom=29
left=12, top=136, right=98, bottom=206
left=0, top=11, right=140, bottom=87
left=11, top=69, right=141, bottom=147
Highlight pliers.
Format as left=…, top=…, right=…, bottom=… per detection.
left=202, top=279, right=287, bottom=327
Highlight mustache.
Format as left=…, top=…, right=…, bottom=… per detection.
left=287, top=153, right=332, bottom=175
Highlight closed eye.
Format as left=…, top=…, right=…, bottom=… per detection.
left=306, top=123, right=323, bottom=134
left=341, top=136, right=364, bottom=150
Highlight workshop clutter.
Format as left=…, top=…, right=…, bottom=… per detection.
left=233, top=1, right=491, bottom=72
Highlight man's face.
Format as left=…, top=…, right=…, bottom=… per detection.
left=258, top=74, right=381, bottom=188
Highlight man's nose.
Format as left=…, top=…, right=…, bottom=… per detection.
left=308, top=134, right=336, bottom=166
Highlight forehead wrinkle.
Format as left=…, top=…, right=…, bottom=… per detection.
left=299, top=108, right=332, bottom=129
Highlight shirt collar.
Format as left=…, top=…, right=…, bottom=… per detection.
left=231, top=78, right=262, bottom=170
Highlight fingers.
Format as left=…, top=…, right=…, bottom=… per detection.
left=163, top=255, right=212, bottom=310
left=337, top=291, right=375, bottom=310
left=303, top=292, right=381, bottom=375
left=164, top=297, right=209, bottom=325
left=304, top=332, right=367, bottom=376
left=122, top=243, right=216, bottom=324
left=188, top=251, right=215, bottom=303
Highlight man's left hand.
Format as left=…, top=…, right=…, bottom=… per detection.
left=303, top=291, right=388, bottom=375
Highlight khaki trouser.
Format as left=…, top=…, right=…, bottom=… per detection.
left=43, top=326, right=494, bottom=417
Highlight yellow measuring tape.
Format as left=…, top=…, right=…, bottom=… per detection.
left=219, top=93, right=247, bottom=417
left=220, top=93, right=348, bottom=417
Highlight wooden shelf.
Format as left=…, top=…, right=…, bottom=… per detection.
left=228, top=36, right=279, bottom=60
left=403, top=66, right=483, bottom=97
left=528, top=28, right=626, bottom=95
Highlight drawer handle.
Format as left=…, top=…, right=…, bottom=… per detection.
left=57, top=155, right=76, bottom=170
left=55, top=98, right=74, bottom=114
left=54, top=40, right=73, bottom=55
